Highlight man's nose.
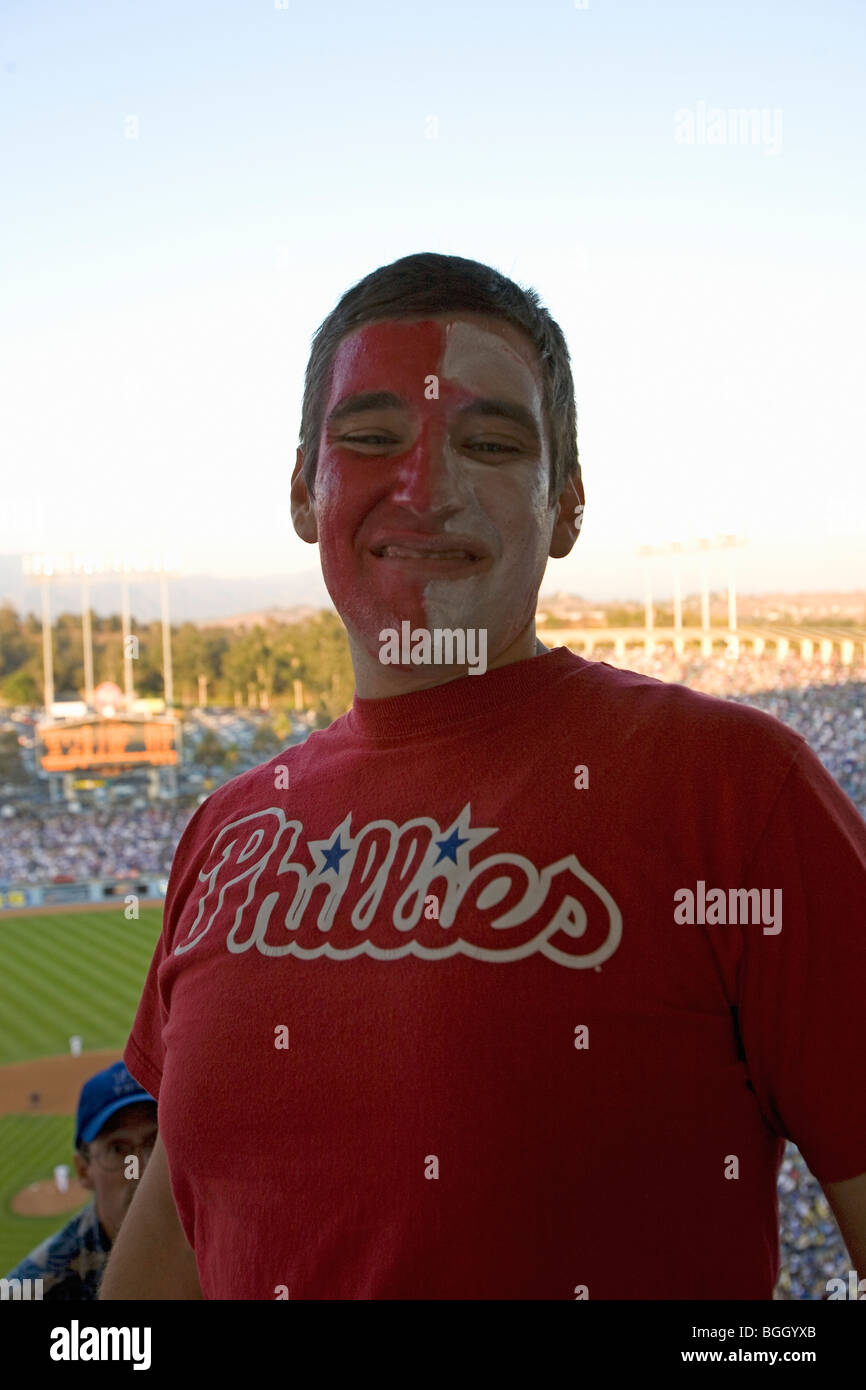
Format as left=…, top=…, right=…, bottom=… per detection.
left=390, top=419, right=467, bottom=515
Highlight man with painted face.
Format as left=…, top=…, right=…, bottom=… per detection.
left=294, top=311, right=582, bottom=692
left=102, top=253, right=866, bottom=1301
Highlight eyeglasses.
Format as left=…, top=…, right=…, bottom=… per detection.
left=85, top=1137, right=156, bottom=1173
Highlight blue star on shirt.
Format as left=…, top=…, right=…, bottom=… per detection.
left=434, top=827, right=470, bottom=865
left=320, top=835, right=349, bottom=874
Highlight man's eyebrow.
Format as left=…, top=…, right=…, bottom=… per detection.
left=326, top=391, right=408, bottom=426
left=454, top=398, right=541, bottom=440
left=102, top=1127, right=158, bottom=1142
left=327, top=392, right=542, bottom=442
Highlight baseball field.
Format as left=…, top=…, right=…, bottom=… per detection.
left=0, top=904, right=162, bottom=1273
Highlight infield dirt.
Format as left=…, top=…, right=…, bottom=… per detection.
left=1, top=1049, right=134, bottom=1218
left=0, top=1049, right=125, bottom=1117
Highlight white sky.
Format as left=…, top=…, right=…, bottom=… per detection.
left=2, top=0, right=864, bottom=602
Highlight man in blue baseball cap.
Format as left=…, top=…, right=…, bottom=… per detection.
left=3, top=1061, right=156, bottom=1300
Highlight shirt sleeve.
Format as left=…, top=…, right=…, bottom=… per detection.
left=736, top=740, right=866, bottom=1184
left=123, top=796, right=216, bottom=1100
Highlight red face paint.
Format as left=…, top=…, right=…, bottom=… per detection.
left=312, top=315, right=553, bottom=669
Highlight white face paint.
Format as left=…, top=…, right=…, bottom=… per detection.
left=420, top=318, right=553, bottom=643
left=311, top=311, right=558, bottom=693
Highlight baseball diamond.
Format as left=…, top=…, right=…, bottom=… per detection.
left=0, top=905, right=161, bottom=1273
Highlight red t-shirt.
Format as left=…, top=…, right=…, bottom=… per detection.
left=125, top=647, right=866, bottom=1299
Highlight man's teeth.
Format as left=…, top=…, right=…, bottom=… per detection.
left=380, top=546, right=474, bottom=560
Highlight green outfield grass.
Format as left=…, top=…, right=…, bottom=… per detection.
left=0, top=1116, right=83, bottom=1274
left=0, top=906, right=162, bottom=1272
left=0, top=908, right=162, bottom=1067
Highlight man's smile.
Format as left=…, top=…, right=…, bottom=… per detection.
left=369, top=531, right=492, bottom=574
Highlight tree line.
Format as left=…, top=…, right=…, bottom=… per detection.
left=0, top=604, right=355, bottom=724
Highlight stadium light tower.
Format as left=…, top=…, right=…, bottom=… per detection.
left=75, top=557, right=96, bottom=705
left=719, top=534, right=747, bottom=657
left=30, top=554, right=56, bottom=711
left=671, top=542, right=684, bottom=653
left=22, top=551, right=179, bottom=714
left=638, top=542, right=686, bottom=654
left=637, top=545, right=656, bottom=655
left=697, top=538, right=712, bottom=656
left=638, top=535, right=748, bottom=657
left=120, top=563, right=135, bottom=702
left=22, top=553, right=55, bottom=711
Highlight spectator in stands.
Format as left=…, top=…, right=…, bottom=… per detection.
left=2, top=1061, right=157, bottom=1299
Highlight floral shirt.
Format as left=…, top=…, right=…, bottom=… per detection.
left=3, top=1201, right=110, bottom=1300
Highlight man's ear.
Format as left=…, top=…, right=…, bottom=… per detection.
left=74, top=1151, right=94, bottom=1192
left=549, top=472, right=585, bottom=560
left=290, top=446, right=319, bottom=544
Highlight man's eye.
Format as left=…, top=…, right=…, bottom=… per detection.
left=341, top=433, right=396, bottom=447
left=466, top=441, right=521, bottom=454
left=338, top=434, right=521, bottom=454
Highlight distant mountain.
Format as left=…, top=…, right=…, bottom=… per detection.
left=0, top=555, right=332, bottom=625
left=2, top=550, right=864, bottom=627
left=203, top=605, right=323, bottom=630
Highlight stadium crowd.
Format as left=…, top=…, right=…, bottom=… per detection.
left=607, top=649, right=866, bottom=817
left=730, top=682, right=866, bottom=819
left=1, top=651, right=862, bottom=1299
left=606, top=645, right=866, bottom=695
left=0, top=805, right=193, bottom=886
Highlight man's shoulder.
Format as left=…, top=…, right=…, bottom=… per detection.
left=189, top=737, right=319, bottom=822
left=562, top=653, right=805, bottom=753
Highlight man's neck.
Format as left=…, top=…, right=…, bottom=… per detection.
left=349, top=622, right=548, bottom=699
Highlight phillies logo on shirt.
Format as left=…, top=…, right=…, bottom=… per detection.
left=174, top=804, right=622, bottom=969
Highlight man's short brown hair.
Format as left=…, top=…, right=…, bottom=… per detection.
left=298, top=251, right=581, bottom=507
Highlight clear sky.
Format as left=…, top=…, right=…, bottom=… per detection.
left=2, top=0, right=864, bottom=604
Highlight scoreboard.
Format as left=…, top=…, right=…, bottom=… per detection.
left=38, top=716, right=180, bottom=773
